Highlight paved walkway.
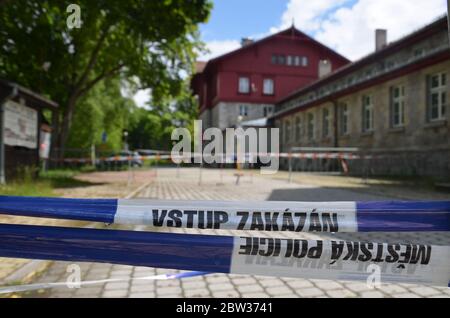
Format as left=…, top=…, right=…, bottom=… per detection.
left=13, top=168, right=450, bottom=298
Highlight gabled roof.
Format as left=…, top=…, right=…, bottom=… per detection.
left=197, top=25, right=350, bottom=75
left=276, top=15, right=449, bottom=105
left=0, top=79, right=58, bottom=109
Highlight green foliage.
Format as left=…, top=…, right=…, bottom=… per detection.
left=128, top=82, right=199, bottom=151
left=0, top=169, right=88, bottom=197
left=0, top=0, right=212, bottom=150
left=66, top=78, right=134, bottom=152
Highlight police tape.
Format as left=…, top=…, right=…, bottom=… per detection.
left=0, top=270, right=207, bottom=294
left=47, top=152, right=369, bottom=164
left=0, top=223, right=448, bottom=287
left=49, top=154, right=172, bottom=163
left=0, top=196, right=449, bottom=233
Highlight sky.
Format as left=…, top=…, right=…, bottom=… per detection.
left=134, top=0, right=448, bottom=107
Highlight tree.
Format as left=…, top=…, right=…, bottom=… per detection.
left=66, top=78, right=135, bottom=154
left=128, top=79, right=199, bottom=151
left=0, top=0, right=211, bottom=156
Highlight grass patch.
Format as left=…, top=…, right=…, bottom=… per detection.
left=0, top=168, right=96, bottom=197
left=0, top=179, right=55, bottom=197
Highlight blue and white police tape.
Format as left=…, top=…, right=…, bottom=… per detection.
left=0, top=270, right=208, bottom=294
left=0, top=196, right=449, bottom=232
left=0, top=223, right=449, bottom=287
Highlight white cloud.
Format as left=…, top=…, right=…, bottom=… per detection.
left=275, top=0, right=447, bottom=60
left=272, top=0, right=350, bottom=33
left=198, top=39, right=241, bottom=61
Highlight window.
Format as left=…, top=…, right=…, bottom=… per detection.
left=362, top=95, right=374, bottom=132
left=414, top=48, right=424, bottom=58
left=295, top=116, right=302, bottom=140
left=390, top=85, right=405, bottom=127
left=239, top=105, right=248, bottom=117
left=322, top=108, right=330, bottom=137
left=307, top=113, right=315, bottom=140
left=263, top=78, right=274, bottom=95
left=271, top=55, right=278, bottom=64
left=287, top=56, right=293, bottom=66
left=294, top=56, right=301, bottom=66
left=263, top=106, right=273, bottom=117
left=302, top=56, right=309, bottom=67
left=277, top=55, right=286, bottom=65
left=285, top=120, right=291, bottom=143
left=428, top=73, right=447, bottom=121
left=238, top=77, right=250, bottom=94
left=339, top=103, right=349, bottom=136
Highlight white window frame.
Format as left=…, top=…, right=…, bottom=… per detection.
left=302, top=56, right=309, bottom=67
left=339, top=103, right=349, bottom=136
left=238, top=77, right=250, bottom=94
left=362, top=95, right=374, bottom=132
left=307, top=113, right=315, bottom=140
left=263, top=78, right=274, bottom=95
left=391, top=85, right=405, bottom=128
left=295, top=116, right=302, bottom=140
left=239, top=105, right=248, bottom=117
left=322, top=108, right=330, bottom=138
left=287, top=56, right=293, bottom=66
left=428, top=72, right=447, bottom=122
left=294, top=56, right=301, bottom=66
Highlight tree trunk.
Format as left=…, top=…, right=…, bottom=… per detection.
left=57, top=93, right=79, bottom=159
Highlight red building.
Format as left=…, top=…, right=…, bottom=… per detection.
left=191, top=26, right=350, bottom=130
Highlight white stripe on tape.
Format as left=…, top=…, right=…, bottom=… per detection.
left=115, top=200, right=358, bottom=233
left=230, top=238, right=450, bottom=286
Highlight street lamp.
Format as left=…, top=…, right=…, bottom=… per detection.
left=123, top=130, right=129, bottom=152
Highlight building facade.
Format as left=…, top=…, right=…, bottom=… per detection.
left=192, top=26, right=349, bottom=130
left=273, top=17, right=450, bottom=177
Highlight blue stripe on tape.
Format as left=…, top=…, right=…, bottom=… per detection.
left=0, top=223, right=234, bottom=273
left=357, top=201, right=450, bottom=232
left=0, top=196, right=117, bottom=223
left=1, top=196, right=450, bottom=233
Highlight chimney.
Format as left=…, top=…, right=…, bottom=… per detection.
left=241, top=38, right=254, bottom=47
left=318, top=59, right=332, bottom=78
left=375, top=29, right=387, bottom=51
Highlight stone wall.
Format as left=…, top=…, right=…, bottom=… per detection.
left=275, top=59, right=450, bottom=178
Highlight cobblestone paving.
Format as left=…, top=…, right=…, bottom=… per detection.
left=14, top=168, right=450, bottom=298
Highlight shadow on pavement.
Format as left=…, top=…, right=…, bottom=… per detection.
left=267, top=187, right=392, bottom=202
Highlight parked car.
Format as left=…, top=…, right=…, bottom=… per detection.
left=98, top=151, right=143, bottom=168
